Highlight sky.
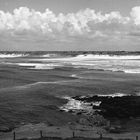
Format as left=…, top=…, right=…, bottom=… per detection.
left=0, top=0, right=140, bottom=51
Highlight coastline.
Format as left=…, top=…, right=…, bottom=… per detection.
left=0, top=64, right=140, bottom=139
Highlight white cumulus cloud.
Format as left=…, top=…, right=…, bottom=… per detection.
left=131, top=6, right=140, bottom=25
left=0, top=6, right=140, bottom=40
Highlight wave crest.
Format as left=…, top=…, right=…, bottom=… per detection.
left=0, top=53, right=28, bottom=58
left=75, top=54, right=140, bottom=60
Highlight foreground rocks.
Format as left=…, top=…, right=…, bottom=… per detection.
left=60, top=95, right=140, bottom=133
left=72, top=95, right=140, bottom=119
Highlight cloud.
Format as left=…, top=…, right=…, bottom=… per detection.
left=130, top=6, right=140, bottom=25
left=0, top=7, right=129, bottom=32
left=0, top=6, right=140, bottom=43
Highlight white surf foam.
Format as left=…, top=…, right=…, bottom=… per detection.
left=16, top=63, right=62, bottom=69
left=0, top=53, right=28, bottom=58
left=31, top=54, right=140, bottom=62
left=60, top=96, right=99, bottom=112
left=71, top=74, right=84, bottom=79
left=4, top=53, right=140, bottom=74
left=123, top=69, right=140, bottom=74
left=97, top=93, right=128, bottom=97
left=75, top=54, right=140, bottom=60
left=42, top=54, right=57, bottom=57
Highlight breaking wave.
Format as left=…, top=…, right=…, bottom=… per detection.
left=41, top=53, right=58, bottom=58
left=32, top=54, right=140, bottom=62
left=74, top=54, right=140, bottom=60
left=123, top=69, right=140, bottom=73
left=2, top=52, right=140, bottom=74
left=16, top=63, right=62, bottom=69
left=0, top=53, right=28, bottom=58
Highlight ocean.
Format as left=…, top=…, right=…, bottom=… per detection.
left=0, top=51, right=140, bottom=137
left=1, top=51, right=140, bottom=73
